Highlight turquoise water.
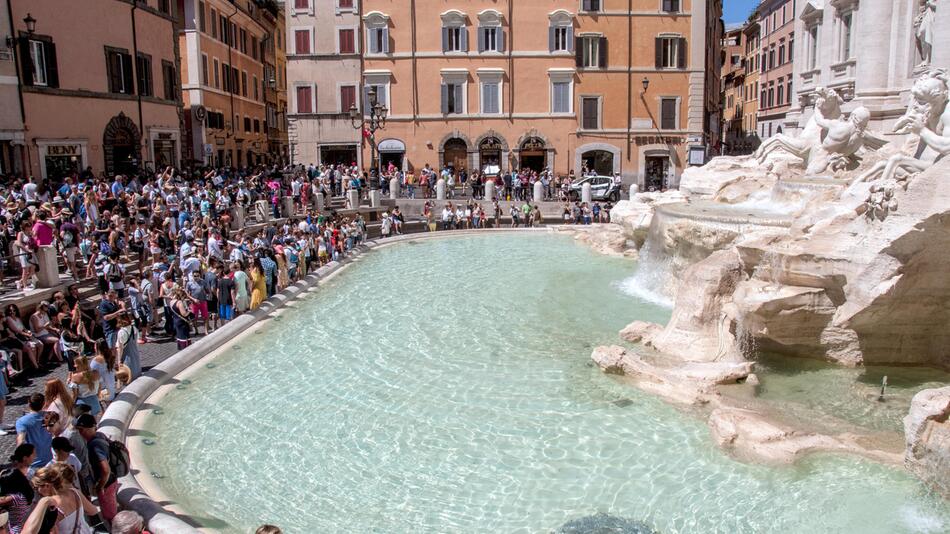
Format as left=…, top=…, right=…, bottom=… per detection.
left=138, top=234, right=950, bottom=534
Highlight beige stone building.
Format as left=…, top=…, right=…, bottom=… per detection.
left=179, top=0, right=276, bottom=168
left=356, top=0, right=722, bottom=190
left=285, top=0, right=362, bottom=167
left=7, top=0, right=181, bottom=179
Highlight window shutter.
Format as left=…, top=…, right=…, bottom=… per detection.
left=677, top=38, right=686, bottom=69
left=582, top=0, right=593, bottom=11
left=363, top=85, right=371, bottom=114
left=454, top=84, right=463, bottom=113
left=655, top=37, right=662, bottom=68
left=122, top=53, right=134, bottom=94
left=367, top=29, right=376, bottom=54
left=599, top=37, right=608, bottom=68
left=441, top=27, right=449, bottom=52
left=18, top=38, right=33, bottom=86
left=549, top=26, right=555, bottom=52
left=461, top=27, right=468, bottom=52
left=44, top=42, right=59, bottom=88
left=478, top=27, right=485, bottom=52
left=378, top=85, right=387, bottom=110
left=575, top=37, right=583, bottom=67
left=498, top=30, right=505, bottom=52
left=441, top=84, right=449, bottom=114
left=662, top=0, right=671, bottom=11
left=382, top=28, right=390, bottom=53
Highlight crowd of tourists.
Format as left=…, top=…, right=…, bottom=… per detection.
left=0, top=159, right=616, bottom=532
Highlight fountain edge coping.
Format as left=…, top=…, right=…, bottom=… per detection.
left=99, top=227, right=556, bottom=534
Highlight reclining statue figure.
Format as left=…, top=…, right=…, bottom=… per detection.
left=807, top=106, right=887, bottom=175
left=754, top=87, right=843, bottom=167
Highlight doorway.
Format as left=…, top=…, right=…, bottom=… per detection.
left=322, top=146, right=358, bottom=167
left=581, top=150, right=614, bottom=176
left=645, top=155, right=671, bottom=191
left=442, top=138, right=468, bottom=174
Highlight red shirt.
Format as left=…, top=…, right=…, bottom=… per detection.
left=32, top=221, right=54, bottom=246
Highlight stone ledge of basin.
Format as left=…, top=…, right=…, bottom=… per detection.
left=102, top=227, right=560, bottom=533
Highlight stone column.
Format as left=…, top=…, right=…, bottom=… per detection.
left=390, top=178, right=399, bottom=200
left=346, top=189, right=359, bottom=209
left=533, top=181, right=543, bottom=202
left=254, top=200, right=270, bottom=223
left=436, top=178, right=446, bottom=200
left=35, top=246, right=59, bottom=288
left=629, top=184, right=639, bottom=200
left=484, top=180, right=495, bottom=200
left=314, top=192, right=325, bottom=212
left=369, top=189, right=381, bottom=207
left=582, top=182, right=592, bottom=204
left=230, top=205, right=245, bottom=231
left=281, top=196, right=294, bottom=218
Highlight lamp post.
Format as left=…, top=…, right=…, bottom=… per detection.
left=23, top=13, right=36, bottom=34
left=641, top=76, right=649, bottom=94
left=349, top=87, right=387, bottom=189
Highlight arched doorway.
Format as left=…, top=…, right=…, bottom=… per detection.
left=478, top=136, right=504, bottom=176
left=519, top=136, right=546, bottom=172
left=103, top=112, right=141, bottom=177
left=442, top=138, right=468, bottom=174
left=581, top=150, right=614, bottom=176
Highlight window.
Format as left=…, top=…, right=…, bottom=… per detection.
left=441, top=83, right=464, bottom=114
left=253, top=119, right=260, bottom=133
left=777, top=83, right=784, bottom=107
left=136, top=54, right=152, bottom=97
left=786, top=79, right=793, bottom=104
left=760, top=89, right=766, bottom=108
left=244, top=117, right=251, bottom=133
left=789, top=36, right=794, bottom=62
left=339, top=29, right=356, bottom=54
left=106, top=48, right=133, bottom=94
left=231, top=66, right=239, bottom=95
left=207, top=111, right=223, bottom=129
left=159, top=0, right=171, bottom=15
left=839, top=11, right=853, bottom=61
left=442, top=26, right=467, bottom=52
left=581, top=97, right=599, bottom=129
left=578, top=36, right=606, bottom=68
left=253, top=75, right=259, bottom=100
left=582, top=0, right=602, bottom=11
left=201, top=54, right=208, bottom=85
left=162, top=61, right=176, bottom=101
left=655, top=36, right=685, bottom=69
left=198, top=1, right=206, bottom=32
left=768, top=85, right=774, bottom=107
left=210, top=9, right=217, bottom=39
left=660, top=98, right=677, bottom=130
left=662, top=0, right=680, bottom=12
left=27, top=40, right=50, bottom=86
left=339, top=0, right=354, bottom=8
left=479, top=27, right=504, bottom=53
left=481, top=82, right=500, bottom=114
left=220, top=16, right=229, bottom=45
left=340, top=85, right=357, bottom=112
left=368, top=27, right=389, bottom=54
left=807, top=25, right=819, bottom=70
left=363, top=83, right=388, bottom=115
left=240, top=28, right=247, bottom=54
left=551, top=25, right=572, bottom=52
left=551, top=81, right=571, bottom=113
left=294, top=29, right=311, bottom=54
left=242, top=70, right=248, bottom=97
left=768, top=47, right=775, bottom=69
left=251, top=36, right=258, bottom=60
left=296, top=85, right=314, bottom=113
left=221, top=62, right=230, bottom=92
left=213, top=58, right=220, bottom=88
left=778, top=43, right=785, bottom=65
left=294, top=0, right=309, bottom=9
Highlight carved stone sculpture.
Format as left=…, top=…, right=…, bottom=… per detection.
left=753, top=87, right=843, bottom=168
left=806, top=106, right=887, bottom=175
left=915, top=0, right=937, bottom=68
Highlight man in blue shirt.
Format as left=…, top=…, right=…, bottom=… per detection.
left=15, top=393, right=53, bottom=469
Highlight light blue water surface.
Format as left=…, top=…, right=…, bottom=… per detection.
left=139, top=233, right=949, bottom=534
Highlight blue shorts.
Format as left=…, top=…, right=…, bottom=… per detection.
left=104, top=331, right=117, bottom=349
left=218, top=304, right=234, bottom=321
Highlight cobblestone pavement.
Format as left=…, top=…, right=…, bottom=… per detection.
left=0, top=332, right=196, bottom=461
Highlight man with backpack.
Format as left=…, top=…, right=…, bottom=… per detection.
left=75, top=414, right=128, bottom=522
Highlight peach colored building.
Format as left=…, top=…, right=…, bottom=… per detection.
left=8, top=0, right=181, bottom=179
left=742, top=17, right=760, bottom=141
left=756, top=0, right=795, bottom=138
left=0, top=1, right=26, bottom=175
left=358, top=0, right=722, bottom=190
left=179, top=0, right=275, bottom=167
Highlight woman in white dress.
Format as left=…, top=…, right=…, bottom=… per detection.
left=21, top=463, right=97, bottom=534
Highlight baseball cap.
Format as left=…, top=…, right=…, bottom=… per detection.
left=75, top=413, right=97, bottom=429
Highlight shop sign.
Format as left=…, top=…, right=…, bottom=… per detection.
left=479, top=137, right=503, bottom=151
left=204, top=144, right=214, bottom=156
left=215, top=137, right=226, bottom=145
left=157, top=132, right=173, bottom=140
left=378, top=139, right=406, bottom=153
left=521, top=137, right=545, bottom=151
left=46, top=144, right=82, bottom=156
left=634, top=136, right=684, bottom=145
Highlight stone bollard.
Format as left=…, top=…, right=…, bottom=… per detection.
left=35, top=245, right=59, bottom=288
left=314, top=192, right=325, bottom=212
left=281, top=196, right=294, bottom=217
left=346, top=189, right=360, bottom=209
left=582, top=182, right=592, bottom=205
left=436, top=178, right=446, bottom=200
left=230, top=205, right=245, bottom=231
left=484, top=180, right=495, bottom=200
left=254, top=200, right=270, bottom=223
left=390, top=178, right=400, bottom=200
left=533, top=181, right=543, bottom=202
left=369, top=189, right=381, bottom=208
left=629, top=184, right=639, bottom=200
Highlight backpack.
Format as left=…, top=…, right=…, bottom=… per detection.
left=106, top=435, right=131, bottom=479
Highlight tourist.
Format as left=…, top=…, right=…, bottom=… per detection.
left=3, top=305, right=41, bottom=370
left=185, top=270, right=211, bottom=336
left=110, top=511, right=146, bottom=534
left=115, top=315, right=141, bottom=382
left=74, top=414, right=116, bottom=522
left=22, top=463, right=98, bottom=533
left=42, top=379, right=74, bottom=435
left=69, top=356, right=101, bottom=419
left=0, top=444, right=36, bottom=534
left=97, top=290, right=125, bottom=360
left=231, top=261, right=251, bottom=315
left=250, top=258, right=267, bottom=310
left=14, top=394, right=53, bottom=469
left=29, top=303, right=62, bottom=365
left=47, top=437, right=83, bottom=491
left=168, top=287, right=194, bottom=350
left=13, top=220, right=35, bottom=291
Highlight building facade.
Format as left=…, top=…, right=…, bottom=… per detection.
left=268, top=3, right=288, bottom=163
left=0, top=0, right=26, bottom=175
left=356, top=0, right=721, bottom=190
left=7, top=0, right=181, bottom=180
left=720, top=25, right=746, bottom=154
left=742, top=17, right=760, bottom=144
left=755, top=0, right=796, bottom=139
left=285, top=0, right=362, bottom=167
left=179, top=0, right=275, bottom=168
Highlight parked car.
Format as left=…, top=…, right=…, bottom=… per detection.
left=569, top=175, right=622, bottom=202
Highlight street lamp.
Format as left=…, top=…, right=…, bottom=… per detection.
left=23, top=13, right=36, bottom=34
left=641, top=76, right=650, bottom=93
left=350, top=86, right=387, bottom=189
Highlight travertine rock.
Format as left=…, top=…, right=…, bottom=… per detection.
left=904, top=386, right=950, bottom=498
left=619, top=321, right=663, bottom=344
left=556, top=224, right=632, bottom=258
left=609, top=191, right=687, bottom=248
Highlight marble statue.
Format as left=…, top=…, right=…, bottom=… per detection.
left=855, top=68, right=950, bottom=185
left=915, top=0, right=937, bottom=68
left=753, top=87, right=843, bottom=168
left=806, top=106, right=886, bottom=175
